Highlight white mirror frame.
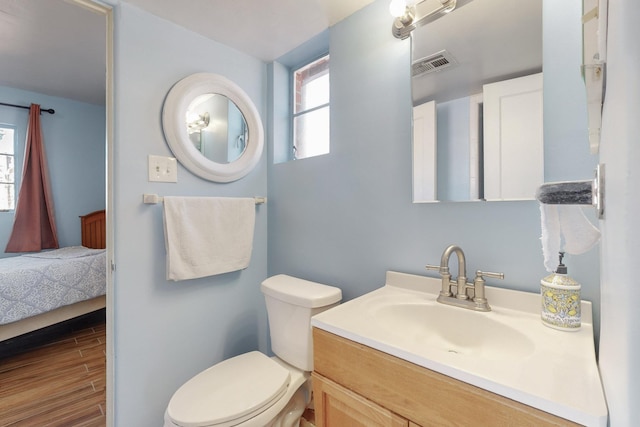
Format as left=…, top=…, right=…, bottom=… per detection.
left=162, top=73, right=264, bottom=182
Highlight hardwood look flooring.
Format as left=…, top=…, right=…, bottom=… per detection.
left=0, top=311, right=106, bottom=426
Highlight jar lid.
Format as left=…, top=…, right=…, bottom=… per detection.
left=541, top=272, right=579, bottom=287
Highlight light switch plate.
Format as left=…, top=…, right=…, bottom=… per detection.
left=148, top=155, right=177, bottom=182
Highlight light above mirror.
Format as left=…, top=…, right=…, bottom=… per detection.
left=390, top=0, right=474, bottom=40
left=162, top=73, right=264, bottom=183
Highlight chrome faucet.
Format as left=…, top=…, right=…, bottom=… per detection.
left=426, top=245, right=503, bottom=312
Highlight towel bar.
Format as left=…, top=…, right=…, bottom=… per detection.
left=142, top=193, right=267, bottom=205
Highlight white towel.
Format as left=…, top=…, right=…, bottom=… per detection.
left=163, top=196, right=255, bottom=281
left=540, top=204, right=601, bottom=272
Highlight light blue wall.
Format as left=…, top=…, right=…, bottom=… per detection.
left=436, top=98, right=471, bottom=201
left=112, top=3, right=268, bottom=426
left=268, top=61, right=291, bottom=165
left=0, top=86, right=105, bottom=257
left=268, top=0, right=600, bottom=336
left=543, top=1, right=597, bottom=182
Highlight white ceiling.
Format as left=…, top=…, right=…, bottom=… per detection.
left=0, top=0, right=541, bottom=108
left=0, top=0, right=106, bottom=105
left=125, top=0, right=375, bottom=62
left=0, top=0, right=374, bottom=106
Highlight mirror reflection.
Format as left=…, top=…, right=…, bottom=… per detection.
left=411, top=0, right=542, bottom=202
left=186, top=94, right=248, bottom=164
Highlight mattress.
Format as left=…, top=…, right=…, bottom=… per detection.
left=0, top=246, right=107, bottom=325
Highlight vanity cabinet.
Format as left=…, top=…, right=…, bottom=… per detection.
left=313, top=374, right=408, bottom=427
left=312, top=328, right=580, bottom=427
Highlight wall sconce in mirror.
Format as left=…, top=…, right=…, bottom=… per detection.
left=187, top=112, right=210, bottom=134
left=162, top=73, right=264, bottom=183
left=390, top=0, right=474, bottom=39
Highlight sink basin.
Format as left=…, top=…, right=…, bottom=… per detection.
left=368, top=298, right=535, bottom=360
left=311, top=271, right=608, bottom=427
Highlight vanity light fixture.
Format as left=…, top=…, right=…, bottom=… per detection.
left=389, top=0, right=418, bottom=19
left=186, top=112, right=210, bottom=134
left=391, top=0, right=474, bottom=40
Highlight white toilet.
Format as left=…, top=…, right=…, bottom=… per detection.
left=164, top=274, right=342, bottom=427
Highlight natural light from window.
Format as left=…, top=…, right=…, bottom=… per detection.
left=293, top=55, right=330, bottom=160
left=0, top=126, right=15, bottom=211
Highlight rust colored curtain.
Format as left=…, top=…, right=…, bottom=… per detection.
left=5, top=104, right=59, bottom=252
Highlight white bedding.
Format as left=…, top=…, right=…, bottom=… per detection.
left=0, top=246, right=106, bottom=325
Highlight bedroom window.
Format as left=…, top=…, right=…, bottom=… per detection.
left=0, top=125, right=16, bottom=211
left=292, top=54, right=330, bottom=160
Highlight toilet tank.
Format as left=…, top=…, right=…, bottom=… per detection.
left=261, top=275, right=342, bottom=372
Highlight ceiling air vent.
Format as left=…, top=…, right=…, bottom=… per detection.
left=412, top=50, right=457, bottom=77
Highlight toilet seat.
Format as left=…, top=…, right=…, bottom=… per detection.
left=167, top=351, right=291, bottom=427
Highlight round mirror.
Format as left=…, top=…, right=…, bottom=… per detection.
left=162, top=73, right=264, bottom=182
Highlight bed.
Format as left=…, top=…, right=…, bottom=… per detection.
left=0, top=209, right=106, bottom=341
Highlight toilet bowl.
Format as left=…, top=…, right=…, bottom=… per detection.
left=164, top=275, right=342, bottom=427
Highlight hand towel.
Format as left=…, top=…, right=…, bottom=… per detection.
left=163, top=196, right=255, bottom=281
left=540, top=204, right=600, bottom=272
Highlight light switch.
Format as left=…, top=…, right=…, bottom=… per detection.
left=148, top=155, right=177, bottom=182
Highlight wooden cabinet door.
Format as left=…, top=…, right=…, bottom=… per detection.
left=313, top=373, right=408, bottom=427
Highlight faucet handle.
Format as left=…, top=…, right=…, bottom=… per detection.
left=426, top=264, right=451, bottom=275
left=471, top=270, right=503, bottom=311
left=475, top=270, right=504, bottom=280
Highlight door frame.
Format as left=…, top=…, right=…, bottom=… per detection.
left=69, top=1, right=114, bottom=425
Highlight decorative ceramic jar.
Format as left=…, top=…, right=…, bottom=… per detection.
left=541, top=254, right=581, bottom=331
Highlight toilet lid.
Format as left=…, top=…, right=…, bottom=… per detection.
left=167, top=352, right=290, bottom=427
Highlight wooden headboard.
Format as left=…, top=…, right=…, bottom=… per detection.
left=80, top=210, right=106, bottom=249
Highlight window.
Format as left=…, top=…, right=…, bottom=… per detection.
left=292, top=54, right=330, bottom=160
left=0, top=125, right=16, bottom=211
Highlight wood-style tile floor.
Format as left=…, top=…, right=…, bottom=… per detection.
left=0, top=311, right=106, bottom=426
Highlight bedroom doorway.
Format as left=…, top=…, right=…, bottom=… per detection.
left=0, top=0, right=113, bottom=424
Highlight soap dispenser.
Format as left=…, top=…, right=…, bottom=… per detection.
left=541, top=252, right=581, bottom=331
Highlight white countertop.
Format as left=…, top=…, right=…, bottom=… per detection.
left=311, top=271, right=608, bottom=427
